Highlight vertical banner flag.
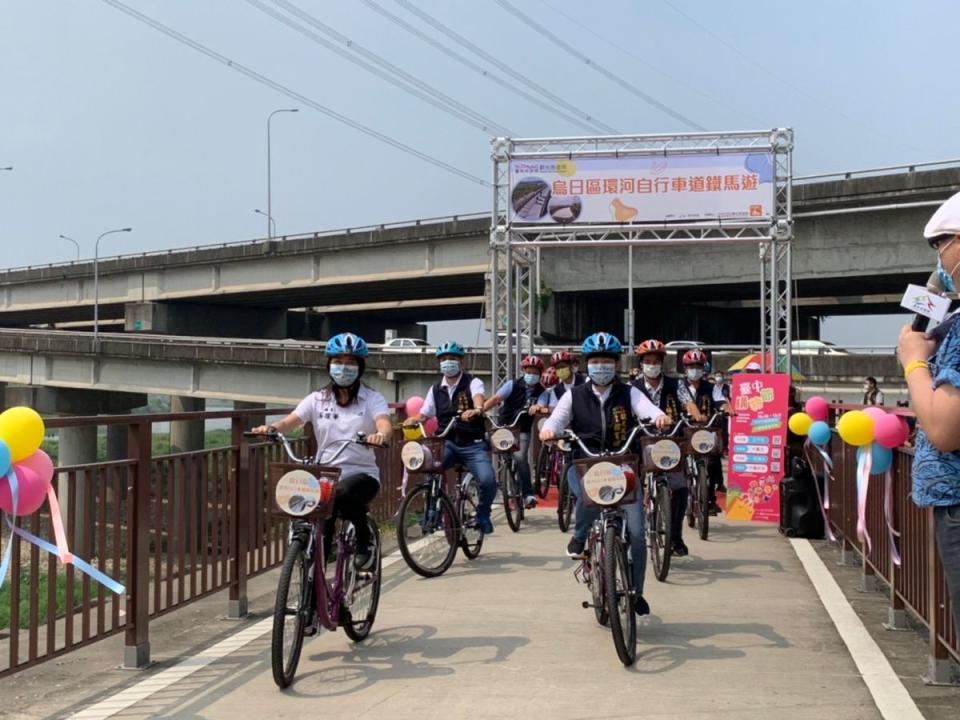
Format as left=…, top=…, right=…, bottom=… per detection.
left=725, top=373, right=790, bottom=523
left=509, top=152, right=775, bottom=225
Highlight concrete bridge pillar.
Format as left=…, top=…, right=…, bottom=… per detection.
left=170, top=396, right=205, bottom=453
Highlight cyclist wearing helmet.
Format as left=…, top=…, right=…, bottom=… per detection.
left=633, top=339, right=699, bottom=556
left=483, top=355, right=546, bottom=508
left=682, top=349, right=731, bottom=513
left=252, top=332, right=391, bottom=570
left=532, top=350, right=586, bottom=412
left=540, top=332, right=670, bottom=617
left=405, top=341, right=497, bottom=533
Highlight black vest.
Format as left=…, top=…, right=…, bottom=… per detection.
left=632, top=375, right=684, bottom=421
left=687, top=380, right=718, bottom=417
left=554, top=372, right=586, bottom=400
left=569, top=380, right=636, bottom=455
left=433, top=373, right=485, bottom=445
left=498, top=379, right=544, bottom=433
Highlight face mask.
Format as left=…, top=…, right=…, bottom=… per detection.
left=686, top=368, right=704, bottom=382
left=440, top=359, right=461, bottom=377
left=329, top=362, right=359, bottom=387
left=523, top=373, right=541, bottom=386
left=642, top=363, right=662, bottom=379
left=588, top=363, right=617, bottom=386
left=937, top=238, right=959, bottom=293
left=714, top=376, right=723, bottom=384
left=555, top=367, right=572, bottom=381
left=863, top=384, right=871, bottom=392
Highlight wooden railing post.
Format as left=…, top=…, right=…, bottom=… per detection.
left=124, top=418, right=152, bottom=668
left=229, top=416, right=248, bottom=619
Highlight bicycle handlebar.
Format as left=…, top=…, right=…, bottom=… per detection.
left=680, top=411, right=726, bottom=429
left=243, top=429, right=385, bottom=465
left=487, top=410, right=525, bottom=430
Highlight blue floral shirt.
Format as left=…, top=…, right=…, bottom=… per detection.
left=912, top=314, right=960, bottom=507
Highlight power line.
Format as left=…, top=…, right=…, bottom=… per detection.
left=493, top=0, right=706, bottom=132
left=537, top=0, right=755, bottom=125
left=359, top=0, right=599, bottom=134
left=252, top=0, right=514, bottom=137
left=101, top=0, right=489, bottom=187
left=393, top=0, right=619, bottom=135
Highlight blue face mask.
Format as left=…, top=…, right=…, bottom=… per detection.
left=938, top=256, right=957, bottom=293
left=329, top=362, right=359, bottom=387
left=440, top=359, right=461, bottom=377
left=587, top=363, right=616, bottom=386
left=523, top=373, right=541, bottom=386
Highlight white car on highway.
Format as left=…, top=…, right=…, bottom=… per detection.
left=382, top=338, right=433, bottom=353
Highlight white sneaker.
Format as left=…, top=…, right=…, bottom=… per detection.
left=524, top=495, right=538, bottom=509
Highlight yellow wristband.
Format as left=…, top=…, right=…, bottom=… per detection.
left=904, top=360, right=930, bottom=379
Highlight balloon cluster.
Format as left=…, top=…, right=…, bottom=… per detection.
left=788, top=396, right=910, bottom=475
left=404, top=397, right=438, bottom=436
left=0, top=407, right=53, bottom=516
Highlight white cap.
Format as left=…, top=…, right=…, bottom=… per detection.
left=745, top=361, right=762, bottom=371
left=923, top=191, right=960, bottom=239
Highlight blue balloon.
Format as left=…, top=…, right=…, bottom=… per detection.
left=808, top=421, right=832, bottom=447
left=0, top=439, right=9, bottom=477
left=857, top=443, right=893, bottom=475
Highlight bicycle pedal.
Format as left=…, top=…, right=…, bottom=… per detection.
left=581, top=601, right=591, bottom=609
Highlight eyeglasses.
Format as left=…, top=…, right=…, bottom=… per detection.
left=928, top=233, right=955, bottom=250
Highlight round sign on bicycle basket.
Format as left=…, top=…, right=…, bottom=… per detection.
left=691, top=429, right=717, bottom=454
left=401, top=441, right=433, bottom=471
left=582, top=461, right=635, bottom=506
left=275, top=469, right=329, bottom=516
left=649, top=440, right=682, bottom=471
left=490, top=428, right=517, bottom=452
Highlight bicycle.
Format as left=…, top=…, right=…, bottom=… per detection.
left=536, top=422, right=575, bottom=532
left=396, top=417, right=484, bottom=577
left=244, top=429, right=384, bottom=689
left=682, top=412, right=725, bottom=542
left=488, top=411, right=528, bottom=533
left=637, top=420, right=686, bottom=583
left=562, top=425, right=644, bottom=666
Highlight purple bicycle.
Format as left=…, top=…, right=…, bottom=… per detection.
left=245, top=430, right=384, bottom=689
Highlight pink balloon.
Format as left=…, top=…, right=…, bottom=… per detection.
left=424, top=417, right=439, bottom=436
left=15, top=449, right=54, bottom=485
left=874, top=414, right=910, bottom=449
left=863, top=406, right=887, bottom=423
left=404, top=396, right=424, bottom=418
left=804, top=396, right=829, bottom=422
left=0, top=465, right=51, bottom=516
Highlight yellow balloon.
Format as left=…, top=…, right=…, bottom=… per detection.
left=837, top=410, right=874, bottom=447
left=0, top=406, right=45, bottom=462
left=788, top=412, right=813, bottom=436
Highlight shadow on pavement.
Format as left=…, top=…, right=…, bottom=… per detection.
left=663, top=556, right=786, bottom=586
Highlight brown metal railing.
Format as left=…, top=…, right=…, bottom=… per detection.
left=822, top=405, right=958, bottom=678
left=0, top=405, right=406, bottom=676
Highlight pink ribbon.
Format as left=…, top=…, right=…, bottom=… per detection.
left=883, top=468, right=901, bottom=568
left=45, top=485, right=73, bottom=564
left=856, top=448, right=872, bottom=554
left=803, top=440, right=836, bottom=542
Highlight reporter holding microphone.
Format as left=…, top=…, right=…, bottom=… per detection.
left=897, top=192, right=960, bottom=634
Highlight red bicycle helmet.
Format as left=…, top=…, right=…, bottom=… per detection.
left=682, top=349, right=708, bottom=366
left=550, top=350, right=572, bottom=366
left=635, top=339, right=666, bottom=357
left=541, top=366, right=558, bottom=388
left=521, top=354, right=544, bottom=371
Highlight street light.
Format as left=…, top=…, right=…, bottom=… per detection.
left=59, top=234, right=81, bottom=261
left=266, top=108, right=298, bottom=238
left=253, top=208, right=276, bottom=238
left=94, top=227, right=132, bottom=344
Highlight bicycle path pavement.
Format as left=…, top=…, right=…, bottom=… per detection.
left=49, top=510, right=901, bottom=720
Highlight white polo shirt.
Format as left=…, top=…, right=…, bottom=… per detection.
left=293, top=384, right=390, bottom=480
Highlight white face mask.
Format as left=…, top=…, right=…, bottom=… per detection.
left=686, top=368, right=704, bottom=382
left=642, top=363, right=662, bottom=379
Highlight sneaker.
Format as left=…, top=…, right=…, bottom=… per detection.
left=566, top=537, right=586, bottom=558
left=524, top=495, right=538, bottom=509
left=478, top=515, right=494, bottom=535
left=634, top=595, right=651, bottom=616
left=354, top=546, right=375, bottom=571
left=672, top=539, right=689, bottom=557
left=302, top=614, right=319, bottom=637
left=708, top=501, right=721, bottom=516
left=716, top=483, right=727, bottom=493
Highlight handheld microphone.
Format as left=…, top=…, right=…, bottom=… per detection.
left=904, top=271, right=949, bottom=332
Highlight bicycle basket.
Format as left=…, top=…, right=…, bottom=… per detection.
left=489, top=426, right=520, bottom=454
left=270, top=462, right=341, bottom=519
left=639, top=437, right=683, bottom=473
left=401, top=437, right=445, bottom=474
left=573, top=455, right=640, bottom=507
left=683, top=427, right=721, bottom=456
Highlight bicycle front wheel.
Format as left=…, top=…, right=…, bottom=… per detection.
left=697, top=464, right=710, bottom=541
left=604, top=524, right=637, bottom=666
left=272, top=536, right=310, bottom=688
left=649, top=481, right=672, bottom=582
left=498, top=456, right=523, bottom=533
left=534, top=444, right=551, bottom=499
left=588, top=529, right=608, bottom=626
left=342, top=519, right=381, bottom=642
left=397, top=482, right=458, bottom=578
left=557, top=464, right=574, bottom=533
left=458, top=474, right=485, bottom=560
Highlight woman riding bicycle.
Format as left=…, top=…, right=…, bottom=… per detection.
left=252, top=332, right=392, bottom=569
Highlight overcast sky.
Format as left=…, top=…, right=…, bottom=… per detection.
left=1, top=0, right=947, bottom=343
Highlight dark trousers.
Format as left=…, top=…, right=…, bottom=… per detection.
left=324, top=472, right=379, bottom=550
left=934, top=504, right=960, bottom=634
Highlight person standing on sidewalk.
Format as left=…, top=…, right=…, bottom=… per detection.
left=862, top=376, right=885, bottom=406
left=897, top=191, right=960, bottom=634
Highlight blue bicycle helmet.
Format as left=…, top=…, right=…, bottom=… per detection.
left=581, top=332, right=623, bottom=358
left=435, top=341, right=466, bottom=357
left=325, top=332, right=369, bottom=358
